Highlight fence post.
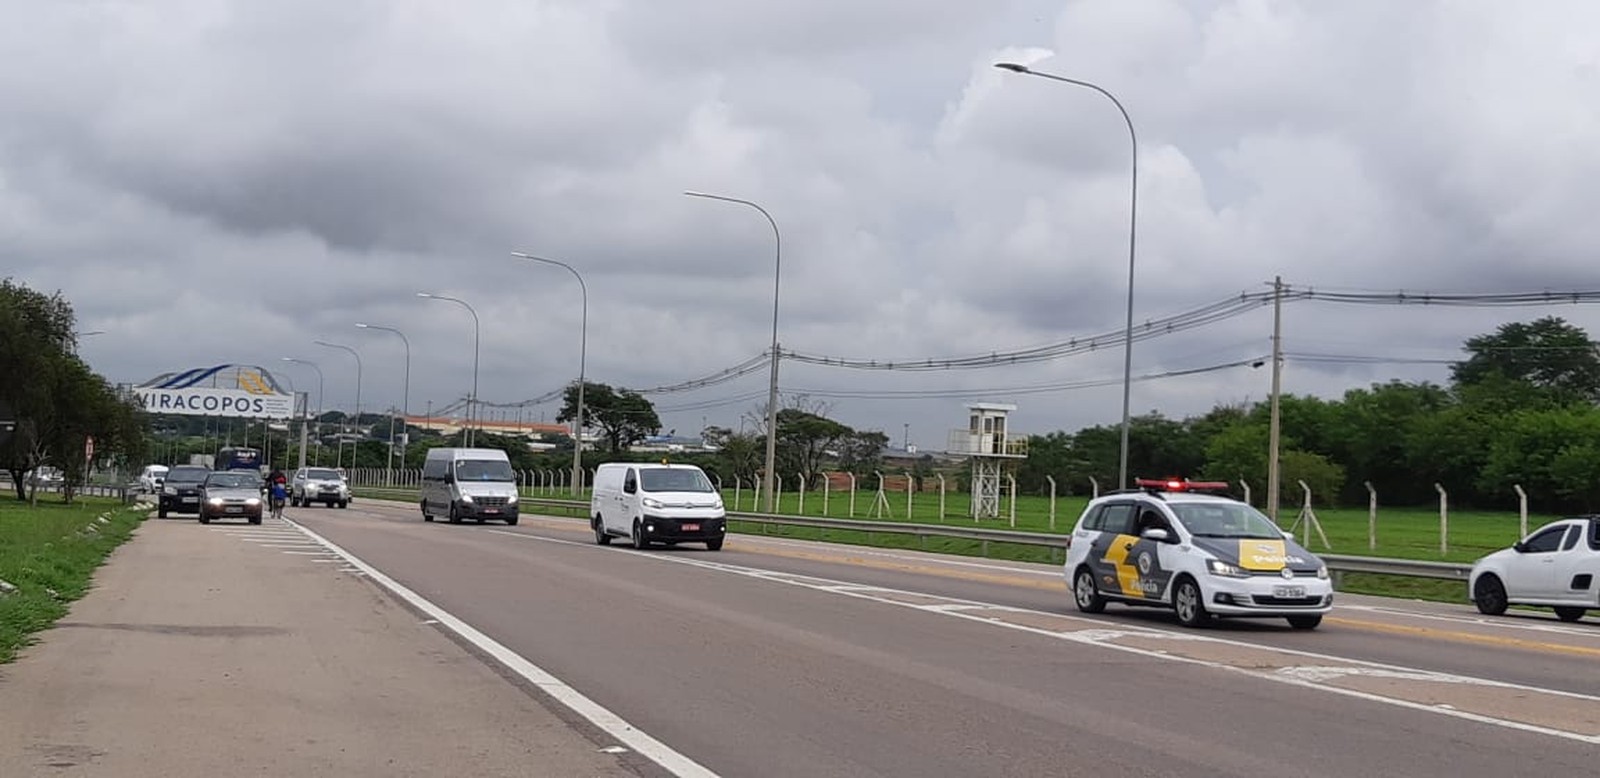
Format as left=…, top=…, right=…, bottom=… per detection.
left=848, top=473, right=857, bottom=518
left=1088, top=476, right=1100, bottom=500
left=1514, top=484, right=1528, bottom=538
left=1435, top=482, right=1449, bottom=556
left=937, top=474, right=946, bottom=520
left=1046, top=475, right=1057, bottom=531
left=1007, top=474, right=1018, bottom=528
left=1240, top=477, right=1252, bottom=507
left=822, top=473, right=830, bottom=516
left=774, top=474, right=783, bottom=514
left=734, top=476, right=742, bottom=511
left=1364, top=481, right=1377, bottom=552
left=751, top=474, right=761, bottom=512
left=905, top=471, right=914, bottom=519
left=796, top=473, right=806, bottom=516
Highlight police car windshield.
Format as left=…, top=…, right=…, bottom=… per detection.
left=1169, top=503, right=1282, bottom=539
left=454, top=459, right=515, bottom=482
left=639, top=468, right=714, bottom=493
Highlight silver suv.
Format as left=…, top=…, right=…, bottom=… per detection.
left=291, top=467, right=351, bottom=509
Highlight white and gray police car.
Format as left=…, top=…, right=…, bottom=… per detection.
left=1064, top=478, right=1333, bottom=629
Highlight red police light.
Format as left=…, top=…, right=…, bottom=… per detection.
left=1135, top=478, right=1230, bottom=493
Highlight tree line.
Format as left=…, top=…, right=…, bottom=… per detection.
left=1, top=279, right=147, bottom=502
left=1018, top=316, right=1600, bottom=513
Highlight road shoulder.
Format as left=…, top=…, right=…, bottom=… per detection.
left=0, top=515, right=636, bottom=777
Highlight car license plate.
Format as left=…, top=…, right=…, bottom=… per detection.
left=225, top=506, right=242, bottom=514
left=182, top=497, right=198, bottom=503
left=1273, top=585, right=1306, bottom=598
left=682, top=523, right=700, bottom=532
left=484, top=508, right=499, bottom=514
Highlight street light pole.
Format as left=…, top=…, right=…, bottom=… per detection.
left=994, top=62, right=1139, bottom=489
left=511, top=252, right=588, bottom=496
left=314, top=340, right=363, bottom=470
left=417, top=293, right=480, bottom=447
left=281, top=357, right=324, bottom=469
left=684, top=191, right=782, bottom=513
left=356, top=323, right=410, bottom=487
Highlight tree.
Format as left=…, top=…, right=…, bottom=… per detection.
left=557, top=381, right=660, bottom=454
left=774, top=408, right=853, bottom=483
left=709, top=431, right=764, bottom=486
left=835, top=429, right=889, bottom=477
left=1451, top=317, right=1600, bottom=405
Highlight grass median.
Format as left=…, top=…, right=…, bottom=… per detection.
left=0, top=496, right=148, bottom=663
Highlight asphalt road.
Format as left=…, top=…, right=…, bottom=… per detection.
left=287, top=499, right=1600, bottom=777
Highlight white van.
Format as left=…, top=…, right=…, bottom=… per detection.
left=591, top=462, right=726, bottom=550
left=420, top=447, right=520, bottom=525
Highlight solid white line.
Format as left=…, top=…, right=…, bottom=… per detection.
left=489, top=529, right=1600, bottom=744
left=282, top=517, right=721, bottom=778
left=283, top=551, right=332, bottom=556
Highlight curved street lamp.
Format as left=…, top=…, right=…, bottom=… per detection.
left=684, top=191, right=782, bottom=512
left=994, top=62, right=1139, bottom=491
left=281, top=357, right=324, bottom=468
left=314, top=340, right=363, bottom=468
left=511, top=252, right=588, bottom=496
left=356, top=323, right=411, bottom=486
left=417, top=292, right=481, bottom=447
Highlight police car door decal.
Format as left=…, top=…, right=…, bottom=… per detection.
left=1092, top=533, right=1173, bottom=599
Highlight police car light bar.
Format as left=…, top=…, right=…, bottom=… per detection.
left=1135, top=478, right=1231, bottom=493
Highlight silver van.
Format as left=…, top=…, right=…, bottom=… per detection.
left=420, top=447, right=520, bottom=525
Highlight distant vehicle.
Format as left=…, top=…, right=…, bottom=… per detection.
left=420, top=448, right=519, bottom=525
left=197, top=470, right=264, bottom=525
left=291, top=467, right=350, bottom=509
left=1063, top=478, right=1332, bottom=629
left=591, top=462, right=726, bottom=551
left=138, top=464, right=169, bottom=493
left=1470, top=516, right=1599, bottom=623
left=158, top=465, right=212, bottom=518
left=215, top=447, right=262, bottom=471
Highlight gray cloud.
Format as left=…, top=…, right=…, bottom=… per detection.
left=8, top=0, right=1600, bottom=451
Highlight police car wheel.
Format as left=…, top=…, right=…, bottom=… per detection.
left=1173, top=577, right=1211, bottom=627
left=1286, top=615, right=1322, bottom=630
left=1073, top=568, right=1106, bottom=613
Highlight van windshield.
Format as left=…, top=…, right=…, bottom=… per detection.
left=639, top=468, right=714, bottom=493
left=455, top=459, right=515, bottom=482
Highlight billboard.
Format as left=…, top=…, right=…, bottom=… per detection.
left=130, top=364, right=300, bottom=420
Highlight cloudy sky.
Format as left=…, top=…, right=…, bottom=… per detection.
left=6, top=0, right=1600, bottom=448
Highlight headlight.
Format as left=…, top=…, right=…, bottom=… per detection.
left=642, top=497, right=664, bottom=509
left=1207, top=559, right=1250, bottom=578
left=206, top=497, right=224, bottom=506
left=245, top=498, right=261, bottom=506
left=1316, top=566, right=1330, bottom=580
left=712, top=498, right=724, bottom=510
left=459, top=494, right=474, bottom=502
left=506, top=494, right=518, bottom=505
left=163, top=486, right=177, bottom=495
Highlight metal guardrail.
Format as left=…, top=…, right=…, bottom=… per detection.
left=354, top=490, right=1476, bottom=582
left=23, top=482, right=136, bottom=503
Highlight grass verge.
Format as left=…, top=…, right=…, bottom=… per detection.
left=0, top=496, right=148, bottom=663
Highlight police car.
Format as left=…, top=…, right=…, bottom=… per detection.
left=1063, top=478, right=1333, bottom=629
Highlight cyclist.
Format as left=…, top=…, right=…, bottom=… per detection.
left=268, top=478, right=288, bottom=520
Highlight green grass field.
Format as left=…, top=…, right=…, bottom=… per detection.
left=0, top=496, right=147, bottom=663
left=507, top=484, right=1541, bottom=564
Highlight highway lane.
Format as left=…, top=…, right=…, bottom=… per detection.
left=341, top=498, right=1600, bottom=697
left=285, top=500, right=1599, bottom=777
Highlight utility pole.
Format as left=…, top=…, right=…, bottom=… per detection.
left=1266, top=276, right=1285, bottom=522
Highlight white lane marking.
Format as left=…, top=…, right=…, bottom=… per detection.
left=490, top=529, right=1600, bottom=745
left=732, top=533, right=1061, bottom=577
left=283, top=517, right=722, bottom=778
left=283, top=551, right=332, bottom=556
left=1338, top=604, right=1600, bottom=638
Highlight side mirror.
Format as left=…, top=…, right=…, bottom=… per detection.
left=1283, top=531, right=1296, bottom=542
left=1140, top=528, right=1171, bottom=543
left=1513, top=541, right=1527, bottom=553
left=623, top=482, right=637, bottom=494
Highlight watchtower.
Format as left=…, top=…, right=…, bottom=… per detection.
left=946, top=403, right=1027, bottom=519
